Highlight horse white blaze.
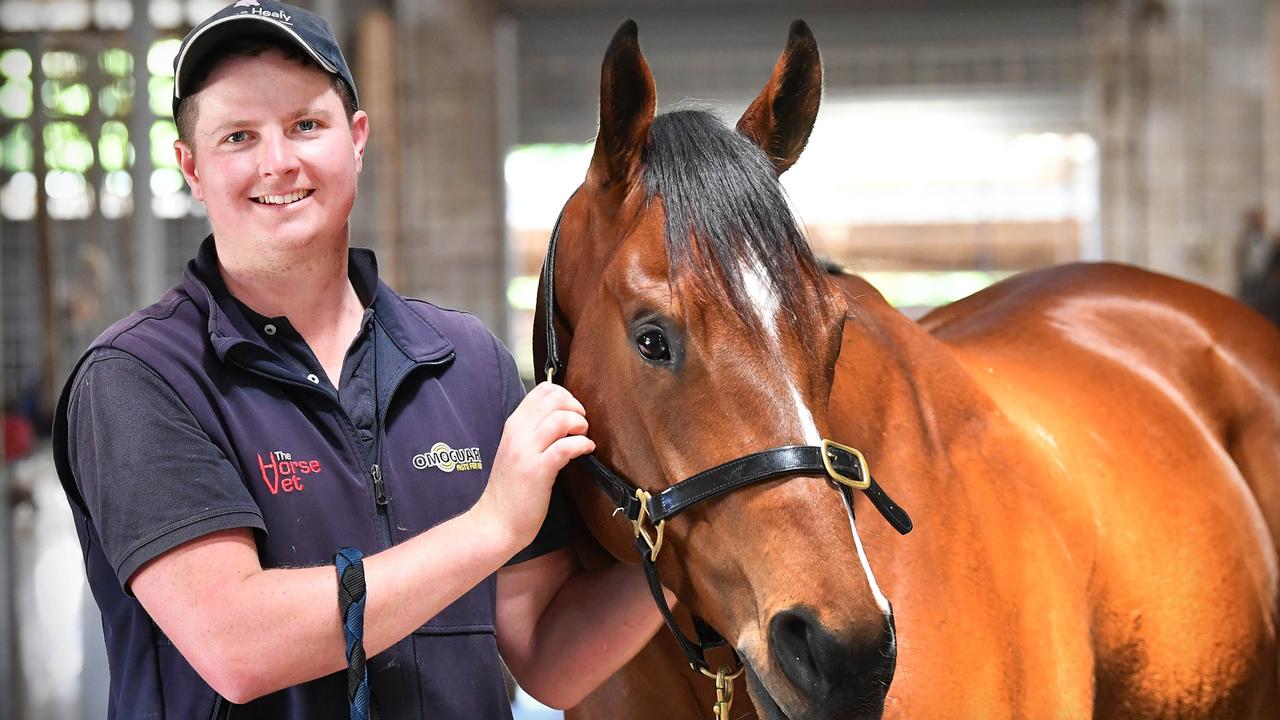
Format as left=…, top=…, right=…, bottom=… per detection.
left=740, top=259, right=893, bottom=617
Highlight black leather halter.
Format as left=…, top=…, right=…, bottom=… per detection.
left=539, top=200, right=913, bottom=675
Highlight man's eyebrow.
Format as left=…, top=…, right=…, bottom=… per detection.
left=206, top=121, right=253, bottom=138
left=297, top=107, right=335, bottom=120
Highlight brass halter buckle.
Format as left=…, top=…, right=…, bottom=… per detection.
left=821, top=438, right=871, bottom=490
left=699, top=664, right=745, bottom=720
left=632, top=488, right=666, bottom=561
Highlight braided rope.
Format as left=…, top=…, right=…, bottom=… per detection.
left=335, top=547, right=371, bottom=720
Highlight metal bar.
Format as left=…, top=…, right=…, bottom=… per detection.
left=128, top=0, right=161, bottom=307
left=0, top=199, right=13, bottom=720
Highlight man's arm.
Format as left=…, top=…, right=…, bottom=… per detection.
left=123, top=381, right=594, bottom=703
left=132, top=510, right=512, bottom=702
left=494, top=548, right=674, bottom=710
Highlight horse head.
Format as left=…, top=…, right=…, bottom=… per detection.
left=536, top=20, right=899, bottom=719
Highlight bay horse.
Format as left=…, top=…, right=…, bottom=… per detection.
left=536, top=19, right=1280, bottom=720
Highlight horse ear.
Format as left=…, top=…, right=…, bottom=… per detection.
left=736, top=19, right=822, bottom=175
left=588, top=20, right=656, bottom=188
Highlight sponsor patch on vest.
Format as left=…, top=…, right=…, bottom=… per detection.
left=413, top=442, right=483, bottom=473
left=257, top=450, right=322, bottom=494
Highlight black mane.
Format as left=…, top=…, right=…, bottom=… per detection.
left=642, top=110, right=826, bottom=333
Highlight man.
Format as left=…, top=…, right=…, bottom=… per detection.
left=52, top=2, right=667, bottom=717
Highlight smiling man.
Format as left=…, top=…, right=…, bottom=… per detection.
left=51, top=2, right=666, bottom=718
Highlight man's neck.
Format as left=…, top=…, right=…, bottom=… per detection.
left=218, top=241, right=366, bottom=386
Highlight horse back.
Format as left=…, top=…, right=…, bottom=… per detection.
left=922, top=262, right=1280, bottom=548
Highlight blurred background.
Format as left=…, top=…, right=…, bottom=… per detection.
left=3, top=0, right=1280, bottom=717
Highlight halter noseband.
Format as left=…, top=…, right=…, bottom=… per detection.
left=540, top=198, right=912, bottom=713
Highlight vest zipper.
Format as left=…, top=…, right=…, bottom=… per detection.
left=365, top=352, right=453, bottom=548
left=371, top=464, right=387, bottom=506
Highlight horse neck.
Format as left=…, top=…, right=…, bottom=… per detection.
left=830, top=280, right=1008, bottom=513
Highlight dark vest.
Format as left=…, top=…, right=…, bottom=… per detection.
left=53, top=256, right=514, bottom=719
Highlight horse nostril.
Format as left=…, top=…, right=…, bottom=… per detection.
left=770, top=607, right=832, bottom=694
left=769, top=606, right=897, bottom=704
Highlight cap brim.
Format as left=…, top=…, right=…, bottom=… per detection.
left=173, top=15, right=339, bottom=110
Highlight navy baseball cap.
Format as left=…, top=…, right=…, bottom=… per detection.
left=171, top=0, right=359, bottom=119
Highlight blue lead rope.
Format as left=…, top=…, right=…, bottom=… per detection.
left=335, top=547, right=372, bottom=720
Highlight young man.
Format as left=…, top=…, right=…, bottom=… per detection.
left=52, top=2, right=667, bottom=717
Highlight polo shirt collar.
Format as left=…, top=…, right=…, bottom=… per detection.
left=182, top=235, right=453, bottom=364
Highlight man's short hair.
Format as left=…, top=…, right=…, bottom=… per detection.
left=174, top=34, right=358, bottom=146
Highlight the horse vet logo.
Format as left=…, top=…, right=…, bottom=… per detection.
left=413, top=442, right=483, bottom=473
left=257, top=450, right=322, bottom=494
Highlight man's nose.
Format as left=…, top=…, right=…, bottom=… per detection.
left=257, top=133, right=300, bottom=177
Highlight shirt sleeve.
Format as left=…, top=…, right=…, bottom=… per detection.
left=65, top=348, right=266, bottom=592
left=493, top=337, right=579, bottom=566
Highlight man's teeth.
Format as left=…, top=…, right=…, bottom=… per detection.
left=255, top=190, right=309, bottom=205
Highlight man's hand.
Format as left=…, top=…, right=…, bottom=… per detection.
left=471, top=382, right=595, bottom=553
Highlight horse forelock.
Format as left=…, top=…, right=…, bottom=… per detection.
left=641, top=109, right=829, bottom=337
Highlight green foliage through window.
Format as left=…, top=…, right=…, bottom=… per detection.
left=0, top=77, right=33, bottom=119
left=150, top=120, right=178, bottom=169
left=0, top=49, right=33, bottom=79
left=0, top=42, right=195, bottom=218
left=3, top=124, right=33, bottom=172
left=99, top=48, right=133, bottom=78
left=99, top=121, right=132, bottom=171
left=148, top=75, right=173, bottom=117
left=151, top=167, right=185, bottom=195
left=42, top=51, right=86, bottom=80
left=99, top=78, right=134, bottom=117
left=44, top=122, right=94, bottom=172
left=42, top=80, right=92, bottom=117
left=147, top=39, right=180, bottom=77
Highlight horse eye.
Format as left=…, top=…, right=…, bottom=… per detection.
left=636, top=328, right=670, bottom=361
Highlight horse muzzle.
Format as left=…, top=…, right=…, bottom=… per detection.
left=748, top=605, right=896, bottom=720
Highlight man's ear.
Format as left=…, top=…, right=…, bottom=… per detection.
left=174, top=140, right=203, bottom=202
left=350, top=110, right=370, bottom=174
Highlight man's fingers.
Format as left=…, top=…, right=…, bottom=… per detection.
left=533, top=382, right=586, bottom=418
left=544, top=435, right=596, bottom=467
left=532, top=409, right=589, bottom=450
left=507, top=382, right=586, bottom=429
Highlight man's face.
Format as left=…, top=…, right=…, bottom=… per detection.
left=174, top=48, right=368, bottom=264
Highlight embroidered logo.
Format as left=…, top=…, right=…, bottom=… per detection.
left=412, top=442, right=482, bottom=473
left=235, top=3, right=292, bottom=24
left=257, top=450, right=322, bottom=494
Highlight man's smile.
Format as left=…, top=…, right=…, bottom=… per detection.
left=251, top=189, right=314, bottom=206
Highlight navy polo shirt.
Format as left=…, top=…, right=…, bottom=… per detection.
left=54, top=236, right=573, bottom=719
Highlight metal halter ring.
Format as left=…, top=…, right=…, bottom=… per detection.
left=821, top=438, right=871, bottom=490
left=632, top=488, right=666, bottom=561
left=699, top=664, right=745, bottom=720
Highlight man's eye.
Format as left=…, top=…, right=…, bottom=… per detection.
left=297, top=119, right=318, bottom=132
left=225, top=131, right=248, bottom=144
